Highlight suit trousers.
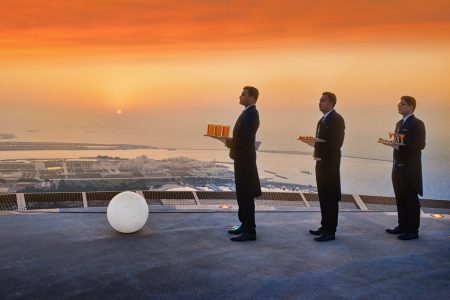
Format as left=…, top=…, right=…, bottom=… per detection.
left=316, top=161, right=340, bottom=234
left=392, top=166, right=421, bottom=233
left=236, top=191, right=256, bottom=234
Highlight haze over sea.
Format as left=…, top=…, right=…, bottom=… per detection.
left=2, top=110, right=449, bottom=200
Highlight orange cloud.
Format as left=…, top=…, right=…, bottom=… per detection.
left=1, top=0, right=450, bottom=60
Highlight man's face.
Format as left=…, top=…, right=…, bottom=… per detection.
left=239, top=89, right=253, bottom=106
left=397, top=99, right=413, bottom=116
left=319, top=95, right=334, bottom=114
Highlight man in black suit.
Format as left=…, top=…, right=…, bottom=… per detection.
left=225, top=86, right=261, bottom=242
left=309, top=92, right=345, bottom=242
left=386, top=96, right=426, bottom=240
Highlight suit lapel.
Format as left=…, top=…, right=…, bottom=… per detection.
left=317, top=110, right=334, bottom=138
left=322, top=110, right=335, bottom=125
left=234, top=106, right=254, bottom=136
left=234, top=109, right=246, bottom=128
left=238, top=105, right=255, bottom=123
left=395, top=120, right=402, bottom=133
left=398, top=115, right=415, bottom=133
left=403, top=115, right=415, bottom=128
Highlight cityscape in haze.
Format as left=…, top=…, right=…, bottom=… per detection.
left=0, top=154, right=313, bottom=194
left=0, top=1, right=449, bottom=199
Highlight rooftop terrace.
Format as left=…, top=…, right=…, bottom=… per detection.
left=1, top=191, right=449, bottom=299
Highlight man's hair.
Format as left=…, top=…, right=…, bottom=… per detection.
left=322, top=91, right=337, bottom=106
left=244, top=86, right=259, bottom=101
left=401, top=95, right=416, bottom=112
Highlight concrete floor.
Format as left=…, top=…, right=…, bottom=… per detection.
left=0, top=209, right=449, bottom=300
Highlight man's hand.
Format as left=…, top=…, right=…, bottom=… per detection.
left=212, top=136, right=227, bottom=143
left=207, top=135, right=230, bottom=145
left=300, top=140, right=316, bottom=147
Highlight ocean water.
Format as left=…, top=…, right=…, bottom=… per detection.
left=1, top=148, right=448, bottom=200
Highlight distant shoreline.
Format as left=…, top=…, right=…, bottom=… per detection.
left=0, top=142, right=156, bottom=151
left=167, top=148, right=391, bottom=162
left=0, top=142, right=391, bottom=163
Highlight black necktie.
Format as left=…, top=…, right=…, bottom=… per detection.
left=396, top=119, right=404, bottom=133
left=238, top=110, right=246, bottom=121
left=316, top=117, right=324, bottom=137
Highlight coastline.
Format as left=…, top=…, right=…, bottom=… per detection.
left=0, top=147, right=448, bottom=200
left=0, top=141, right=392, bottom=162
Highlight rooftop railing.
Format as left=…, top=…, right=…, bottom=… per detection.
left=1, top=191, right=449, bottom=213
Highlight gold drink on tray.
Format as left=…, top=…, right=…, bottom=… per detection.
left=222, top=125, right=230, bottom=138
left=214, top=124, right=223, bottom=136
left=378, top=132, right=405, bottom=148
left=297, top=136, right=324, bottom=142
left=296, top=136, right=324, bottom=148
left=205, top=123, right=230, bottom=137
left=388, top=132, right=395, bottom=141
left=207, top=124, right=215, bottom=136
left=297, top=136, right=315, bottom=141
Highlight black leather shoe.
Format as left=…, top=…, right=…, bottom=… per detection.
left=386, top=227, right=404, bottom=234
left=398, top=233, right=419, bottom=240
left=309, top=228, right=324, bottom=236
left=314, top=233, right=335, bottom=242
left=230, top=233, right=256, bottom=242
left=227, top=225, right=242, bottom=235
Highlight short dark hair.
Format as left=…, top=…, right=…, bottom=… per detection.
left=401, top=96, right=416, bottom=112
left=244, top=86, right=259, bottom=101
left=322, top=91, right=337, bottom=106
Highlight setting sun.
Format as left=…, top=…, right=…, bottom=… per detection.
left=0, top=0, right=449, bottom=155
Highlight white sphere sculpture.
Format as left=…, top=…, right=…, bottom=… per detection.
left=107, top=191, right=149, bottom=233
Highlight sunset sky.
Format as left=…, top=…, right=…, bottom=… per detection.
left=1, top=0, right=449, bottom=158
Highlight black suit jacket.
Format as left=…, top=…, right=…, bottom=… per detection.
left=393, top=115, right=426, bottom=196
left=226, top=105, right=262, bottom=197
left=314, top=110, right=346, bottom=166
